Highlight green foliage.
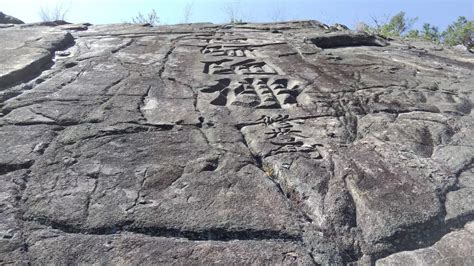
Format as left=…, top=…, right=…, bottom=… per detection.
left=421, top=23, right=441, bottom=43
left=369, top=12, right=418, bottom=37
left=360, top=13, right=472, bottom=49
left=442, top=16, right=474, bottom=48
left=406, top=29, right=420, bottom=38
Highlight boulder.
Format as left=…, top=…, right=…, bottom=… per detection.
left=0, top=12, right=24, bottom=24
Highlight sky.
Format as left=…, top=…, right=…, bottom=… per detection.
left=1, top=0, right=473, bottom=30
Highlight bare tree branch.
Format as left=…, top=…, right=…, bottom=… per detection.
left=182, top=1, right=194, bottom=23
left=269, top=6, right=286, bottom=22
left=38, top=1, right=70, bottom=22
left=222, top=0, right=243, bottom=24
left=132, top=9, right=160, bottom=26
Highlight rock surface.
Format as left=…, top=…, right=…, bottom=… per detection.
left=0, top=20, right=473, bottom=265
left=0, top=12, right=24, bottom=25
left=376, top=222, right=474, bottom=265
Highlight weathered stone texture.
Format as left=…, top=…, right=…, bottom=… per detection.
left=0, top=20, right=473, bottom=265
left=0, top=12, right=24, bottom=25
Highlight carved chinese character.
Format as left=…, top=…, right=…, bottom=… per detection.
left=200, top=78, right=303, bottom=109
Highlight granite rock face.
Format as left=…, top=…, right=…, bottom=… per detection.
left=0, top=12, right=24, bottom=25
left=0, top=20, right=473, bottom=265
left=376, top=222, right=474, bottom=266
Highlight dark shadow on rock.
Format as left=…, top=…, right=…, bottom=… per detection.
left=306, top=32, right=388, bottom=48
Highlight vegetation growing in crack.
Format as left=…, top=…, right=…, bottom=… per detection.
left=357, top=12, right=473, bottom=50
left=442, top=16, right=474, bottom=48
left=130, top=9, right=161, bottom=26
left=38, top=1, right=69, bottom=22
left=358, top=11, right=418, bottom=38
left=262, top=163, right=275, bottom=178
left=223, top=0, right=246, bottom=24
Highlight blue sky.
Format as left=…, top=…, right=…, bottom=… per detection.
left=1, top=0, right=473, bottom=30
